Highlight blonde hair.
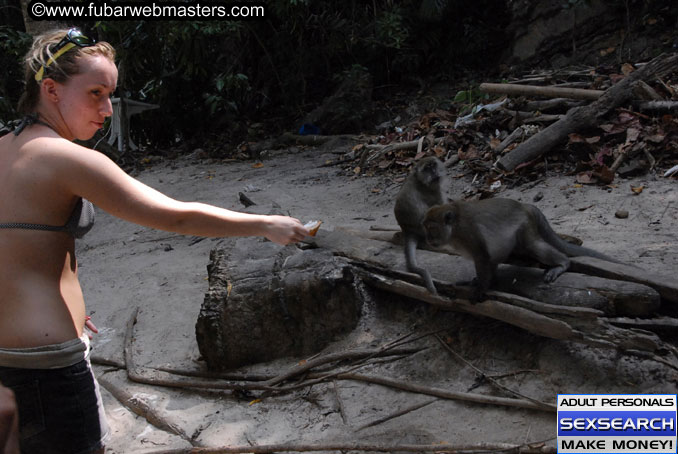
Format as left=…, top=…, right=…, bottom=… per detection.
left=18, top=28, right=116, bottom=114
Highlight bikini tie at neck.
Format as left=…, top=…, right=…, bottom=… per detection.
left=13, top=113, right=39, bottom=136
left=12, top=113, right=53, bottom=136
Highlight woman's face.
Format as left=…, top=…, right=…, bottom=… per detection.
left=54, top=54, right=118, bottom=141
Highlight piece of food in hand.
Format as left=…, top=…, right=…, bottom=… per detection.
left=304, top=220, right=322, bottom=236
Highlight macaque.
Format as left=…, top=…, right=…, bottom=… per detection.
left=422, top=198, right=617, bottom=301
left=394, top=157, right=446, bottom=294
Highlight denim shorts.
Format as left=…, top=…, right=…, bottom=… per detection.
left=0, top=358, right=109, bottom=454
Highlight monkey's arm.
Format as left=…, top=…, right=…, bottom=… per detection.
left=403, top=233, right=438, bottom=294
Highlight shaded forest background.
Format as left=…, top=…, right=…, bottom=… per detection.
left=1, top=0, right=676, bottom=156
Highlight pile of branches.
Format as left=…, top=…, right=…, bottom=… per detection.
left=343, top=53, right=678, bottom=195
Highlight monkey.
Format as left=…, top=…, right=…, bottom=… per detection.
left=422, top=198, right=618, bottom=301
left=394, top=157, right=446, bottom=294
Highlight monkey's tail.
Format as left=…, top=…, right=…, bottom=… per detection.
left=531, top=206, right=622, bottom=264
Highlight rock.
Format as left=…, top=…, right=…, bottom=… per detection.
left=615, top=210, right=629, bottom=219
left=195, top=238, right=362, bottom=370
left=503, top=0, right=621, bottom=66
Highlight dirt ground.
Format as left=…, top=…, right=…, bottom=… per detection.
left=77, top=143, right=678, bottom=453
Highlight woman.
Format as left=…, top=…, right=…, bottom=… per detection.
left=0, top=28, right=308, bottom=454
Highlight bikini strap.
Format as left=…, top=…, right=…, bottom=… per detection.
left=13, top=113, right=52, bottom=136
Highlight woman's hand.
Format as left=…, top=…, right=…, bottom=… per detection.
left=264, top=216, right=309, bottom=245
left=84, top=315, right=98, bottom=340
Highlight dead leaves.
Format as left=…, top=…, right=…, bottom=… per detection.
left=573, top=109, right=678, bottom=184
left=345, top=62, right=678, bottom=195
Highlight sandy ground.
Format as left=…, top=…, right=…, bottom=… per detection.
left=76, top=144, right=678, bottom=453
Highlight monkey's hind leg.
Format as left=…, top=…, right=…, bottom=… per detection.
left=403, top=235, right=438, bottom=294
left=527, top=239, right=570, bottom=283
left=467, top=256, right=497, bottom=303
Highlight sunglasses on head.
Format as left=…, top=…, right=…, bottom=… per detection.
left=35, top=28, right=96, bottom=82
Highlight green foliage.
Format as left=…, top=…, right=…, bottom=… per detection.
left=204, top=72, right=251, bottom=115
left=375, top=6, right=410, bottom=49
left=0, top=25, right=31, bottom=124
left=453, top=87, right=489, bottom=115
left=0, top=0, right=512, bottom=147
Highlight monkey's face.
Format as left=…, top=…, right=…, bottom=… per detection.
left=415, top=157, right=443, bottom=187
left=422, top=206, right=453, bottom=246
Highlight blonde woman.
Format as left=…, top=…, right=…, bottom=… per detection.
left=0, top=28, right=308, bottom=454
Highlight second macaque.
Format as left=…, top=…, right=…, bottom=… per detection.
left=422, top=198, right=618, bottom=301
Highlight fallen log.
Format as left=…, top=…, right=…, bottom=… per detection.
left=358, top=267, right=674, bottom=358
left=357, top=225, right=669, bottom=310
left=304, top=230, right=678, bottom=357
left=480, top=83, right=604, bottom=100
left=496, top=53, right=678, bottom=172
left=308, top=229, right=663, bottom=314
left=608, top=316, right=678, bottom=332
left=521, top=98, right=587, bottom=113
left=356, top=261, right=603, bottom=320
left=491, top=265, right=660, bottom=317
left=635, top=100, right=678, bottom=112
left=494, top=127, right=527, bottom=154
left=501, top=109, right=564, bottom=124
left=570, top=256, right=678, bottom=305
left=196, top=241, right=363, bottom=370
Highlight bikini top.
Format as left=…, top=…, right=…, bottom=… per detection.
left=0, top=198, right=95, bottom=239
left=0, top=114, right=96, bottom=238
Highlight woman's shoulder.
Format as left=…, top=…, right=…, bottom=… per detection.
left=7, top=130, right=117, bottom=190
left=19, top=129, right=106, bottom=164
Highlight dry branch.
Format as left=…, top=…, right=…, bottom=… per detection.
left=434, top=334, right=550, bottom=409
left=359, top=270, right=577, bottom=341
left=259, top=347, right=423, bottom=387
left=350, top=261, right=604, bottom=321
left=121, top=312, right=558, bottom=412
left=145, top=440, right=557, bottom=454
left=99, top=310, right=199, bottom=445
left=496, top=53, right=678, bottom=172
left=365, top=137, right=447, bottom=164
left=359, top=265, right=677, bottom=358
left=97, top=374, right=196, bottom=445
left=480, top=83, right=604, bottom=100
left=338, top=372, right=556, bottom=412
left=356, top=398, right=438, bottom=431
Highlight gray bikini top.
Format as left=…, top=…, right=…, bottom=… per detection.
left=0, top=198, right=95, bottom=239
left=0, top=114, right=95, bottom=238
